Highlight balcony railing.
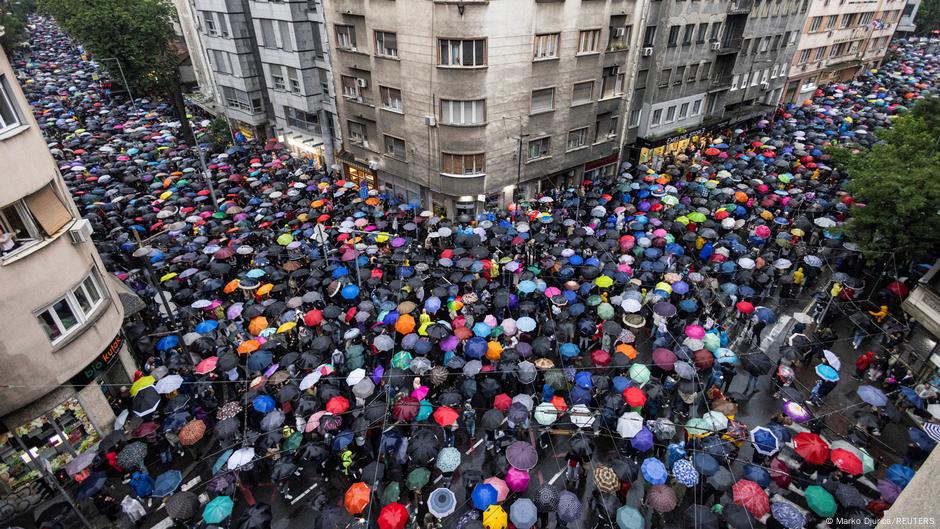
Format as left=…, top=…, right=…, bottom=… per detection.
left=728, top=0, right=752, bottom=14
left=716, top=37, right=743, bottom=54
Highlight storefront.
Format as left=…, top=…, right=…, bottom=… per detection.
left=339, top=153, right=377, bottom=189
left=378, top=171, right=424, bottom=208
left=633, top=126, right=715, bottom=166
left=277, top=132, right=326, bottom=170
left=583, top=154, right=620, bottom=182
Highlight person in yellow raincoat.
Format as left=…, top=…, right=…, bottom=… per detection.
left=417, top=310, right=432, bottom=336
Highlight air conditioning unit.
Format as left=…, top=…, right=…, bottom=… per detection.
left=711, top=42, right=721, bottom=50
left=356, top=78, right=368, bottom=88
left=642, top=47, right=654, bottom=56
left=425, top=115, right=437, bottom=127
left=68, top=218, right=93, bottom=244
left=613, top=27, right=625, bottom=37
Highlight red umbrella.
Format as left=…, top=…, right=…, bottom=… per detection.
left=705, top=147, right=720, bottom=156
left=378, top=502, right=409, bottom=529
left=303, top=309, right=323, bottom=326
left=693, top=349, right=714, bottom=370
left=326, top=396, right=350, bottom=415
left=623, top=387, right=647, bottom=408
left=391, top=396, right=420, bottom=422
left=887, top=281, right=909, bottom=299
left=652, top=348, right=677, bottom=371
left=591, top=349, right=611, bottom=366
left=793, top=432, right=829, bottom=465
left=433, top=406, right=459, bottom=427
left=735, top=301, right=755, bottom=314
left=732, top=479, right=769, bottom=517
left=830, top=448, right=863, bottom=475
left=769, top=458, right=791, bottom=488
left=494, top=393, right=512, bottom=412
left=131, top=421, right=160, bottom=438
left=550, top=395, right=568, bottom=412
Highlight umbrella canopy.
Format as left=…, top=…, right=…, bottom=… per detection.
left=509, top=498, right=538, bottom=529
left=646, top=484, right=678, bottom=513
left=732, top=479, right=769, bottom=517
left=506, top=441, right=538, bottom=470
left=793, top=432, right=829, bottom=464
left=805, top=485, right=837, bottom=517
left=556, top=490, right=582, bottom=523
left=344, top=482, right=371, bottom=515
left=203, top=496, right=234, bottom=524
left=428, top=487, right=457, bottom=519
left=378, top=502, right=409, bottom=529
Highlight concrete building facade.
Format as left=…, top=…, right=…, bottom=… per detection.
left=783, top=0, right=902, bottom=103
left=173, top=0, right=223, bottom=104
left=0, top=47, right=133, bottom=490
left=320, top=0, right=645, bottom=215
left=189, top=0, right=339, bottom=168
left=625, top=0, right=806, bottom=164
left=896, top=0, right=921, bottom=34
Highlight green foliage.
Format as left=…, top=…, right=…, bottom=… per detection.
left=205, top=116, right=232, bottom=151
left=37, top=0, right=177, bottom=96
left=829, top=97, right=940, bottom=262
left=1, top=0, right=37, bottom=52
left=916, top=0, right=940, bottom=32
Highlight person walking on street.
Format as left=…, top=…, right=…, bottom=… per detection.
left=855, top=351, right=875, bottom=380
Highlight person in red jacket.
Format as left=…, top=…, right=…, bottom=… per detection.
left=855, top=351, right=875, bottom=380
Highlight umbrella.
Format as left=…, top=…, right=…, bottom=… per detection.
left=166, top=492, right=199, bottom=520
left=152, top=470, right=183, bottom=497
left=406, top=467, right=430, bottom=491
left=429, top=487, right=457, bottom=519
left=805, top=485, right=836, bottom=517
left=556, top=491, right=582, bottom=523
left=593, top=465, right=620, bottom=493
left=732, top=479, right=769, bottom=517
left=617, top=412, right=644, bottom=438
left=238, top=504, right=272, bottom=529
left=830, top=448, right=863, bottom=475
left=771, top=502, right=805, bottom=529
left=509, top=498, right=537, bottom=529
left=132, top=386, right=161, bottom=416
left=723, top=504, right=757, bottom=529
left=673, top=458, right=699, bottom=487
left=505, top=467, right=530, bottom=493
left=203, top=496, right=234, bottom=524
left=472, top=483, right=499, bottom=510
left=749, top=426, right=780, bottom=456
left=878, top=478, right=902, bottom=503
left=793, top=432, right=829, bottom=464
left=227, top=447, right=256, bottom=470
left=436, top=446, right=461, bottom=472
left=684, top=505, right=718, bottom=529
left=66, top=451, right=97, bottom=477
left=117, top=442, right=147, bottom=469
left=857, top=385, right=888, bottom=407
left=815, top=364, right=839, bottom=382
left=483, top=504, right=508, bottom=529
left=835, top=483, right=867, bottom=508
left=76, top=471, right=107, bottom=500
left=378, top=503, right=409, bottom=529
left=641, top=457, right=667, bottom=485
left=506, top=441, right=538, bottom=470
left=617, top=505, right=643, bottom=529
left=886, top=464, right=915, bottom=488
left=344, top=482, right=371, bottom=515
left=535, top=484, right=560, bottom=511
left=178, top=419, right=206, bottom=446
left=646, top=484, right=678, bottom=512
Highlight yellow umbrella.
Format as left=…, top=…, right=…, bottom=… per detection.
left=594, top=276, right=614, bottom=289
left=159, top=190, right=173, bottom=200
left=130, top=375, right=156, bottom=396
left=375, top=233, right=390, bottom=243
left=277, top=322, right=297, bottom=333
left=482, top=505, right=507, bottom=529
left=257, top=283, right=274, bottom=296
left=160, top=272, right=178, bottom=282
left=654, top=282, right=673, bottom=294
left=790, top=228, right=805, bottom=237
left=276, top=233, right=294, bottom=246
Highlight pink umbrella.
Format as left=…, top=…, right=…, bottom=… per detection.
left=195, top=357, right=218, bottom=375
left=483, top=314, right=498, bottom=327
left=544, top=287, right=561, bottom=298
left=411, top=386, right=429, bottom=400
left=226, top=303, right=244, bottom=320
left=754, top=225, right=771, bottom=238
left=483, top=476, right=509, bottom=502
left=505, top=467, right=530, bottom=493
left=684, top=325, right=705, bottom=339
left=305, top=411, right=327, bottom=433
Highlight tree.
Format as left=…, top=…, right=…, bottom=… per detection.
left=829, top=97, right=940, bottom=263
left=916, top=0, right=940, bottom=33
left=0, top=0, right=37, bottom=51
left=37, top=0, right=195, bottom=144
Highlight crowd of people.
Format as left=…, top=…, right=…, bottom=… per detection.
left=10, top=14, right=940, bottom=529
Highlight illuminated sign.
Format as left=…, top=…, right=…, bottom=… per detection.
left=70, top=333, right=124, bottom=386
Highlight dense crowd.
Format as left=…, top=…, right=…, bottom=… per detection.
left=10, top=14, right=940, bottom=529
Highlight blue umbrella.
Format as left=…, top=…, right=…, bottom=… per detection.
left=679, top=299, right=699, bottom=313
left=252, top=395, right=275, bottom=413
left=518, top=280, right=536, bottom=294
left=464, top=337, right=487, bottom=359
left=341, top=284, right=360, bottom=299
left=750, top=426, right=780, bottom=456
left=764, top=421, right=792, bottom=443
left=815, top=364, right=839, bottom=382
left=155, top=335, right=179, bottom=351
left=560, top=343, right=580, bottom=358
left=692, top=453, right=719, bottom=477
left=771, top=502, right=805, bottom=529
left=667, top=443, right=687, bottom=468
left=743, top=464, right=771, bottom=488
left=631, top=428, right=654, bottom=452
left=213, top=449, right=233, bottom=474
left=472, top=322, right=492, bottom=337
left=613, top=376, right=630, bottom=394
left=152, top=470, right=183, bottom=497
left=641, top=457, right=667, bottom=485
left=738, top=285, right=756, bottom=298
left=246, top=268, right=265, bottom=278
left=194, top=320, right=218, bottom=334
left=900, top=387, right=925, bottom=409
left=575, top=372, right=593, bottom=389
left=203, top=496, right=234, bottom=524
left=672, top=459, right=699, bottom=487
left=332, top=430, right=354, bottom=451
left=886, top=464, right=915, bottom=488
left=472, top=482, right=498, bottom=510
left=754, top=306, right=777, bottom=324
left=907, top=427, right=936, bottom=452
left=246, top=350, right=273, bottom=372
left=856, top=385, right=888, bottom=407
left=76, top=472, right=108, bottom=500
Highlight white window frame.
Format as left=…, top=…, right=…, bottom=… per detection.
left=287, top=67, right=301, bottom=94
left=650, top=108, right=663, bottom=127
left=36, top=269, right=106, bottom=344
left=629, top=109, right=641, bottom=128
left=270, top=64, right=286, bottom=91
left=439, top=38, right=486, bottom=67
left=530, top=87, right=555, bottom=114
left=692, top=99, right=702, bottom=115
left=526, top=136, right=551, bottom=161
left=440, top=99, right=485, bottom=125
left=341, top=75, right=361, bottom=99
left=578, top=29, right=601, bottom=54
left=380, top=86, right=403, bottom=112
left=384, top=134, right=406, bottom=160
left=336, top=24, right=357, bottom=50
left=566, top=127, right=589, bottom=151
left=348, top=121, right=367, bottom=145
left=375, top=31, right=398, bottom=58
left=533, top=33, right=560, bottom=60
left=571, top=81, right=594, bottom=106
left=678, top=102, right=689, bottom=119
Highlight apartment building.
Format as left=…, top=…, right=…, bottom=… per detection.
left=320, top=0, right=645, bottom=215
left=784, top=0, right=902, bottom=103
left=896, top=0, right=921, bottom=34
left=625, top=0, right=806, bottom=164
left=189, top=0, right=339, bottom=167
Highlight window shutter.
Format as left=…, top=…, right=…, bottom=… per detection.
left=25, top=184, right=71, bottom=236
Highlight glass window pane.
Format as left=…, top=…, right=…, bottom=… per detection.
left=83, top=275, right=101, bottom=304
left=53, top=299, right=78, bottom=330
left=38, top=310, right=61, bottom=340
left=74, top=286, right=91, bottom=314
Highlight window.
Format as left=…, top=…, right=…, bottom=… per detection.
left=341, top=75, right=361, bottom=99
left=593, top=115, right=618, bottom=142
left=849, top=40, right=860, bottom=54
left=826, top=15, right=838, bottom=29
left=216, top=13, right=229, bottom=37
left=284, top=107, right=320, bottom=133
left=629, top=109, right=641, bottom=128
left=36, top=270, right=105, bottom=343
left=209, top=50, right=232, bottom=75
left=335, top=24, right=357, bottom=50
left=692, top=99, right=702, bottom=115
left=534, top=33, right=560, bottom=59
left=665, top=105, right=676, bottom=122
left=601, top=67, right=624, bottom=98
left=384, top=135, right=406, bottom=160
left=700, top=61, right=712, bottom=80
left=380, top=86, right=403, bottom=112
left=0, top=200, right=40, bottom=250
left=771, top=64, right=779, bottom=78
left=531, top=88, right=555, bottom=114
left=375, top=31, right=398, bottom=58
left=440, top=99, right=485, bottom=125
left=527, top=137, right=551, bottom=161
left=687, top=63, right=699, bottom=81
left=287, top=67, right=300, bottom=93
left=682, top=25, right=694, bottom=45
left=859, top=12, right=873, bottom=25
left=643, top=25, right=657, bottom=47
left=709, top=22, right=721, bottom=41
left=742, top=39, right=751, bottom=55
left=608, top=24, right=631, bottom=50
left=696, top=23, right=708, bottom=43
left=572, top=81, right=594, bottom=105
left=439, top=39, right=486, bottom=66
left=222, top=87, right=262, bottom=113
left=578, top=29, right=601, bottom=53
left=260, top=19, right=277, bottom=48
left=784, top=32, right=793, bottom=47
left=772, top=35, right=781, bottom=50
left=658, top=68, right=671, bottom=88
left=679, top=102, right=689, bottom=119
left=814, top=46, right=826, bottom=60
left=635, top=69, right=648, bottom=89
left=674, top=66, right=685, bottom=85
left=759, top=37, right=769, bottom=53
left=840, top=13, right=856, bottom=28
left=270, top=64, right=286, bottom=90
left=202, top=12, right=217, bottom=36
left=278, top=21, right=293, bottom=52
left=651, top=108, right=663, bottom=126
left=567, top=127, right=589, bottom=150
left=441, top=153, right=485, bottom=175
left=731, top=73, right=741, bottom=90
left=667, top=25, right=680, bottom=46
left=347, top=121, right=367, bottom=145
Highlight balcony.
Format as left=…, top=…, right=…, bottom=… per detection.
left=716, top=37, right=743, bottom=55
left=709, top=76, right=733, bottom=90
left=727, top=0, right=752, bottom=14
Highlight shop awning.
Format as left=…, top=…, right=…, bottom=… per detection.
left=108, top=275, right=146, bottom=318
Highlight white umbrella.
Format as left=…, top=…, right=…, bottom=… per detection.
left=793, top=312, right=814, bottom=324
left=155, top=374, right=184, bottom=394
left=227, top=447, right=256, bottom=470
left=345, top=368, right=366, bottom=386
left=702, top=411, right=728, bottom=432
left=569, top=404, right=595, bottom=429
left=617, top=411, right=644, bottom=438
left=621, top=299, right=642, bottom=313
left=822, top=350, right=841, bottom=371
left=114, top=409, right=129, bottom=431
left=928, top=404, right=940, bottom=420
left=299, top=371, right=321, bottom=390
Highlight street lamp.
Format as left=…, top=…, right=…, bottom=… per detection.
left=96, top=57, right=138, bottom=113
left=132, top=246, right=189, bottom=364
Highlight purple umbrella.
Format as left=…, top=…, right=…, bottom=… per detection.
left=652, top=302, right=677, bottom=317
left=877, top=478, right=901, bottom=503
left=672, top=281, right=690, bottom=295
left=441, top=335, right=459, bottom=351
left=631, top=427, right=654, bottom=452
left=226, top=303, right=243, bottom=320
left=652, top=348, right=677, bottom=370
left=783, top=401, right=812, bottom=423
left=370, top=365, right=385, bottom=385
left=506, top=441, right=539, bottom=470
left=506, top=467, right=530, bottom=493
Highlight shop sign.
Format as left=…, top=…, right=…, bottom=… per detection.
left=584, top=153, right=619, bottom=172
left=665, top=128, right=707, bottom=145
left=70, top=333, right=124, bottom=386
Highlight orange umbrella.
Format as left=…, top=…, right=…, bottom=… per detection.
left=395, top=314, right=416, bottom=334
left=344, top=482, right=371, bottom=515
left=257, top=283, right=273, bottom=296
left=486, top=341, right=503, bottom=361
left=550, top=395, right=568, bottom=412
left=248, top=316, right=268, bottom=336
left=224, top=279, right=240, bottom=294
left=616, top=344, right=638, bottom=359
left=237, top=340, right=260, bottom=355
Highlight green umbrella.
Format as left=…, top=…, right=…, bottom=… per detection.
left=629, top=364, right=651, bottom=385
left=685, top=418, right=711, bottom=437
left=282, top=431, right=302, bottom=451
left=805, top=485, right=836, bottom=517
left=534, top=402, right=558, bottom=426
left=597, top=303, right=615, bottom=320
left=382, top=481, right=401, bottom=505
left=406, top=467, right=431, bottom=491
left=202, top=496, right=234, bottom=524
left=392, top=351, right=413, bottom=369
left=490, top=326, right=504, bottom=338
left=662, top=195, right=678, bottom=206
left=544, top=370, right=567, bottom=390
left=587, top=295, right=603, bottom=307
left=688, top=212, right=707, bottom=223
left=276, top=233, right=294, bottom=245
left=416, top=400, right=433, bottom=421
left=526, top=265, right=541, bottom=275
left=617, top=505, right=644, bottom=529
left=595, top=276, right=614, bottom=289
left=212, top=449, right=233, bottom=474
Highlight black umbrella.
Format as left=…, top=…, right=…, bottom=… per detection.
left=741, top=350, right=773, bottom=376
left=237, top=503, right=273, bottom=529
left=722, top=504, right=757, bottom=529
left=535, top=483, right=560, bottom=511
left=610, top=458, right=638, bottom=482
left=480, top=409, right=505, bottom=430
left=165, top=491, right=200, bottom=520
left=684, top=504, right=719, bottom=529
left=132, top=386, right=161, bottom=416
left=569, top=434, right=595, bottom=460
